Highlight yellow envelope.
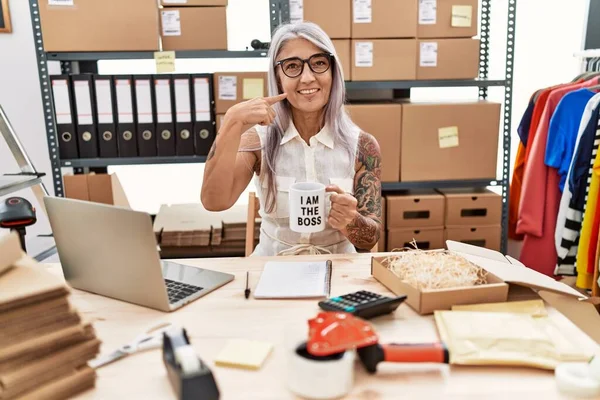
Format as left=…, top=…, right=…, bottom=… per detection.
left=452, top=299, right=548, bottom=317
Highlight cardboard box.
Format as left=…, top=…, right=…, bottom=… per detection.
left=161, top=7, right=227, bottom=51
left=351, top=39, right=417, bottom=81
left=386, top=191, right=444, bottom=227
left=417, top=39, right=479, bottom=80
left=216, top=114, right=225, bottom=132
left=63, top=174, right=130, bottom=208
left=39, top=0, right=160, bottom=51
left=351, top=0, right=417, bottom=39
left=303, top=0, right=351, bottom=39
left=400, top=101, right=500, bottom=182
left=345, top=103, right=401, bottom=182
left=213, top=72, right=268, bottom=114
left=387, top=227, right=444, bottom=251
left=371, top=241, right=592, bottom=315
left=440, top=188, right=502, bottom=226
left=445, top=225, right=501, bottom=251
left=161, top=0, right=227, bottom=5
left=378, top=198, right=386, bottom=252
left=417, top=0, right=478, bottom=38
left=332, top=40, right=351, bottom=81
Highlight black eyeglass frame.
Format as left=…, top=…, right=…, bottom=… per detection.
left=275, top=53, right=335, bottom=78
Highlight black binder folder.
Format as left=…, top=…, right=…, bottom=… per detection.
left=93, top=75, right=119, bottom=158
left=173, top=75, right=194, bottom=156
left=191, top=74, right=216, bottom=156
left=72, top=74, right=99, bottom=158
left=153, top=75, right=176, bottom=157
left=50, top=75, right=78, bottom=159
left=114, top=75, right=138, bottom=157
left=134, top=75, right=158, bottom=157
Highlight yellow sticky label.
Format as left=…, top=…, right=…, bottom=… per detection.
left=154, top=51, right=176, bottom=73
left=451, top=5, right=473, bottom=27
left=439, top=126, right=459, bottom=148
left=243, top=79, right=265, bottom=99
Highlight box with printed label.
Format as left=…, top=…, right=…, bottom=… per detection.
left=444, top=225, right=501, bottom=252
left=161, top=0, right=228, bottom=5
left=401, top=101, right=500, bottom=182
left=39, top=0, right=160, bottom=51
left=417, top=0, right=478, bottom=38
left=345, top=103, right=401, bottom=182
left=351, top=39, right=417, bottom=81
left=161, top=7, right=227, bottom=51
left=439, top=188, right=502, bottom=226
left=332, top=40, right=351, bottom=81
left=293, top=0, right=351, bottom=39
left=386, top=190, right=445, bottom=228
left=213, top=72, right=268, bottom=114
left=351, top=0, right=417, bottom=39
left=387, top=227, right=445, bottom=251
left=416, top=38, right=479, bottom=80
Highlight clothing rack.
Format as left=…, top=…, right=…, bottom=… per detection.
left=28, top=0, right=517, bottom=254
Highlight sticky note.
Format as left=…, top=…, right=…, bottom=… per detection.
left=243, top=79, right=265, bottom=100
left=438, top=126, right=459, bottom=148
left=451, top=5, right=472, bottom=27
left=154, top=51, right=176, bottom=74
left=215, top=339, right=273, bottom=370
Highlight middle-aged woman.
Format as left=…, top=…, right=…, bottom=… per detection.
left=201, top=21, right=382, bottom=257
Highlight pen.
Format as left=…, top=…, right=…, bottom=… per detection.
left=245, top=271, right=251, bottom=299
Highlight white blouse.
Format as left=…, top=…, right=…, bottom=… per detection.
left=251, top=122, right=361, bottom=256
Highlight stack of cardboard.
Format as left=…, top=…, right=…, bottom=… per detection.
left=153, top=204, right=212, bottom=247
left=0, top=233, right=100, bottom=400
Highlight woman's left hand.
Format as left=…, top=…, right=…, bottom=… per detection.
left=326, top=185, right=358, bottom=231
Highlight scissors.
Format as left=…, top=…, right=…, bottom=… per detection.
left=89, top=322, right=174, bottom=369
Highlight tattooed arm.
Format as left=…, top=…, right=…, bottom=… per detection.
left=326, top=132, right=382, bottom=250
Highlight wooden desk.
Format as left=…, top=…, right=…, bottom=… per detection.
left=43, top=253, right=599, bottom=400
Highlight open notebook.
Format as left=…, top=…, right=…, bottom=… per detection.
left=253, top=260, right=332, bottom=299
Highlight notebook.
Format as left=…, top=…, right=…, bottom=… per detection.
left=253, top=260, right=332, bottom=299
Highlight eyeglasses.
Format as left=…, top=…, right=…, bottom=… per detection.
left=275, top=53, right=334, bottom=78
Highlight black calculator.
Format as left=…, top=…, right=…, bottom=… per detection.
left=318, top=290, right=407, bottom=320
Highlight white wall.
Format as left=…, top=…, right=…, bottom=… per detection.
left=0, top=0, right=591, bottom=239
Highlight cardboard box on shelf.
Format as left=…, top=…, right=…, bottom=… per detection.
left=351, top=39, right=417, bottom=81
left=345, top=103, right=401, bottom=182
left=302, top=0, right=351, bottom=39
left=39, top=0, right=160, bottom=52
left=213, top=72, right=268, bottom=114
left=332, top=40, right=351, bottom=81
left=386, top=191, right=445, bottom=228
left=161, top=0, right=227, bottom=5
left=378, top=198, right=386, bottom=252
left=63, top=174, right=131, bottom=208
left=387, top=226, right=445, bottom=251
left=445, top=225, right=501, bottom=252
left=439, top=188, right=502, bottom=226
left=351, top=0, right=417, bottom=39
left=417, top=0, right=478, bottom=38
left=416, top=39, right=479, bottom=80
left=372, top=241, right=592, bottom=315
left=161, top=7, right=227, bottom=51
left=216, top=114, right=225, bottom=132
left=400, top=101, right=500, bottom=182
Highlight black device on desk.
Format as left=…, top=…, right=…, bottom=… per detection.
left=318, top=290, right=407, bottom=319
left=0, top=197, right=36, bottom=252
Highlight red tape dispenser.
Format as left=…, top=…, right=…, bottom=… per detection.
left=306, top=312, right=449, bottom=373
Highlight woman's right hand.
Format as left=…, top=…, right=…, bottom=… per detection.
left=224, top=93, right=288, bottom=132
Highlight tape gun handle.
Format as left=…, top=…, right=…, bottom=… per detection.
left=383, top=342, right=449, bottom=364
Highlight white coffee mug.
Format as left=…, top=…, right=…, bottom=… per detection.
left=289, top=182, right=326, bottom=233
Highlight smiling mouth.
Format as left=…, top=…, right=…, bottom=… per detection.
left=298, top=88, right=320, bottom=95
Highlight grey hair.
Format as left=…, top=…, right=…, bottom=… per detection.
left=261, top=21, right=357, bottom=213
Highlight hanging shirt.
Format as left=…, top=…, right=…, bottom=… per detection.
left=251, top=122, right=360, bottom=257
left=518, top=79, right=599, bottom=277
left=518, top=95, right=537, bottom=145
left=588, top=189, right=600, bottom=274
left=555, top=94, right=600, bottom=272
left=545, top=89, right=596, bottom=192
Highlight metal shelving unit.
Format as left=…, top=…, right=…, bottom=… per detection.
left=29, top=0, right=516, bottom=252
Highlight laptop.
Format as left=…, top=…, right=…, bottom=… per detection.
left=43, top=196, right=234, bottom=312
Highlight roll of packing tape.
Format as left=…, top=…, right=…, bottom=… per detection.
left=174, top=345, right=202, bottom=375
left=287, top=342, right=354, bottom=400
left=590, top=356, right=600, bottom=382
left=555, top=362, right=600, bottom=398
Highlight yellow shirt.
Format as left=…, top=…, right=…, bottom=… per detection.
left=576, top=149, right=600, bottom=289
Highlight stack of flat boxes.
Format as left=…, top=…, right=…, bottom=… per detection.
left=159, top=0, right=228, bottom=51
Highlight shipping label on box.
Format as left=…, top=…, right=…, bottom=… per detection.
left=355, top=42, right=374, bottom=67
left=161, top=10, right=182, bottom=36
left=418, top=0, right=436, bottom=24
left=353, top=0, right=372, bottom=23
left=218, top=76, right=237, bottom=101
left=420, top=42, right=438, bottom=67
left=290, top=0, right=304, bottom=23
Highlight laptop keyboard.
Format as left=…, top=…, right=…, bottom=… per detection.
left=164, top=279, right=203, bottom=304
